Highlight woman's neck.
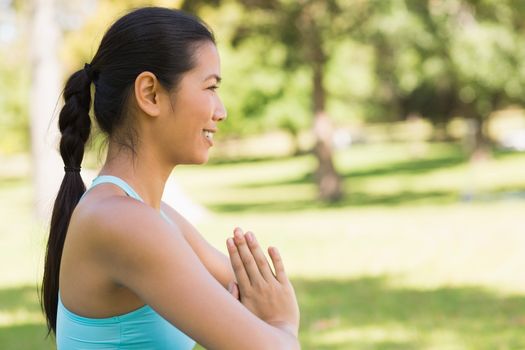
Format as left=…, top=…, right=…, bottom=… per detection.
left=98, top=142, right=174, bottom=211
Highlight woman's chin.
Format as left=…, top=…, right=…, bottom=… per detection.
left=192, top=153, right=209, bottom=165
left=176, top=150, right=210, bottom=165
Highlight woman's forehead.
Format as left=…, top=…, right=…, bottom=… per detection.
left=192, top=42, right=221, bottom=80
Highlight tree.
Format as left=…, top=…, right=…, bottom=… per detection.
left=362, top=0, right=525, bottom=153
left=182, top=0, right=372, bottom=201
left=29, top=0, right=63, bottom=220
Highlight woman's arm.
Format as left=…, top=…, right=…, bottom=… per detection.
left=89, top=197, right=299, bottom=350
left=161, top=201, right=235, bottom=288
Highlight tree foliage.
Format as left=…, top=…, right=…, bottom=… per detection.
left=2, top=0, right=525, bottom=157
left=361, top=0, right=525, bottom=147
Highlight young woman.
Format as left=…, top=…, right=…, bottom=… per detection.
left=41, top=7, right=300, bottom=350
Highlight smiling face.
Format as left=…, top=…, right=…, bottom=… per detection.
left=154, top=41, right=227, bottom=165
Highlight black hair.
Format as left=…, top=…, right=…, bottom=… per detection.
left=41, top=7, right=215, bottom=335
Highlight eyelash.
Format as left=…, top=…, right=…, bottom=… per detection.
left=208, top=85, right=219, bottom=91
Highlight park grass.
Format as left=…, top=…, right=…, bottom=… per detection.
left=2, top=141, right=525, bottom=349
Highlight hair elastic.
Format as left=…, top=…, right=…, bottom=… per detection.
left=64, top=166, right=81, bottom=173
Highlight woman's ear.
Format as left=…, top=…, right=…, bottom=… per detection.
left=134, top=71, right=161, bottom=118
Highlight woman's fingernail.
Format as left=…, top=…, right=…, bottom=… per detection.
left=227, top=238, right=234, bottom=248
left=246, top=232, right=253, bottom=243
left=234, top=228, right=242, bottom=239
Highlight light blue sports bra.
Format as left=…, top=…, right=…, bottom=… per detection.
left=56, top=175, right=196, bottom=350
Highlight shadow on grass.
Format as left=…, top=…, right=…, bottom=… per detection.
left=493, top=148, right=525, bottom=159
left=208, top=189, right=458, bottom=213
left=236, top=153, right=468, bottom=190
left=207, top=153, right=300, bottom=166
left=292, top=276, right=525, bottom=350
left=0, top=285, right=55, bottom=350
left=0, top=285, right=41, bottom=312
left=209, top=185, right=525, bottom=213
left=2, top=279, right=525, bottom=350
left=0, top=323, right=54, bottom=350
left=342, top=154, right=467, bottom=179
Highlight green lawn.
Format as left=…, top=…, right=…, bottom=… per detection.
left=2, top=142, right=525, bottom=349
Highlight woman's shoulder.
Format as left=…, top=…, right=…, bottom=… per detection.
left=70, top=189, right=178, bottom=251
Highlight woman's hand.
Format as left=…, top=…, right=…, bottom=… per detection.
left=226, top=227, right=300, bottom=337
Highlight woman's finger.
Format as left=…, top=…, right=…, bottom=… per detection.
left=245, top=232, right=276, bottom=283
left=233, top=228, right=264, bottom=286
left=226, top=236, right=250, bottom=293
left=268, top=246, right=288, bottom=284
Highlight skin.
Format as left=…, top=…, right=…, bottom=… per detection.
left=59, top=41, right=300, bottom=349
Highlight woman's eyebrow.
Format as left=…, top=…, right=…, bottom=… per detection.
left=204, top=74, right=222, bottom=83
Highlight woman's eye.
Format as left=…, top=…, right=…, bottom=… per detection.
left=208, top=85, right=219, bottom=91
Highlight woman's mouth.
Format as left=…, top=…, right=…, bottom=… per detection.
left=203, top=130, right=214, bottom=141
left=203, top=129, right=216, bottom=146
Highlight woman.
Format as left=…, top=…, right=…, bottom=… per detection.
left=41, top=7, right=300, bottom=350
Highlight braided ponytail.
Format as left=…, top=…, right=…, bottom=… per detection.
left=41, top=66, right=93, bottom=335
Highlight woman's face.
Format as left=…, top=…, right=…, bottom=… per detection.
left=157, top=41, right=227, bottom=165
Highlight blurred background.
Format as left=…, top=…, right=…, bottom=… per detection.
left=1, top=0, right=525, bottom=349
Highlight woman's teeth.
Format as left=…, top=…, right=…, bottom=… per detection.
left=203, top=130, right=213, bottom=140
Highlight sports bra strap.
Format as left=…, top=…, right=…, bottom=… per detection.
left=82, top=175, right=174, bottom=225
left=90, top=175, right=144, bottom=201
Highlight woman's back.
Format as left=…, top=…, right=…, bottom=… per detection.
left=57, top=295, right=195, bottom=349
left=57, top=176, right=196, bottom=349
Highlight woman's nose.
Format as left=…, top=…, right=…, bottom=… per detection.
left=213, top=99, right=227, bottom=121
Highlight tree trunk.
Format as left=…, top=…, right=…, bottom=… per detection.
left=311, top=59, right=343, bottom=202
left=473, top=116, right=491, bottom=159
left=462, top=102, right=491, bottom=160
left=29, top=0, right=63, bottom=221
left=298, top=2, right=344, bottom=202
left=432, top=121, right=449, bottom=142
